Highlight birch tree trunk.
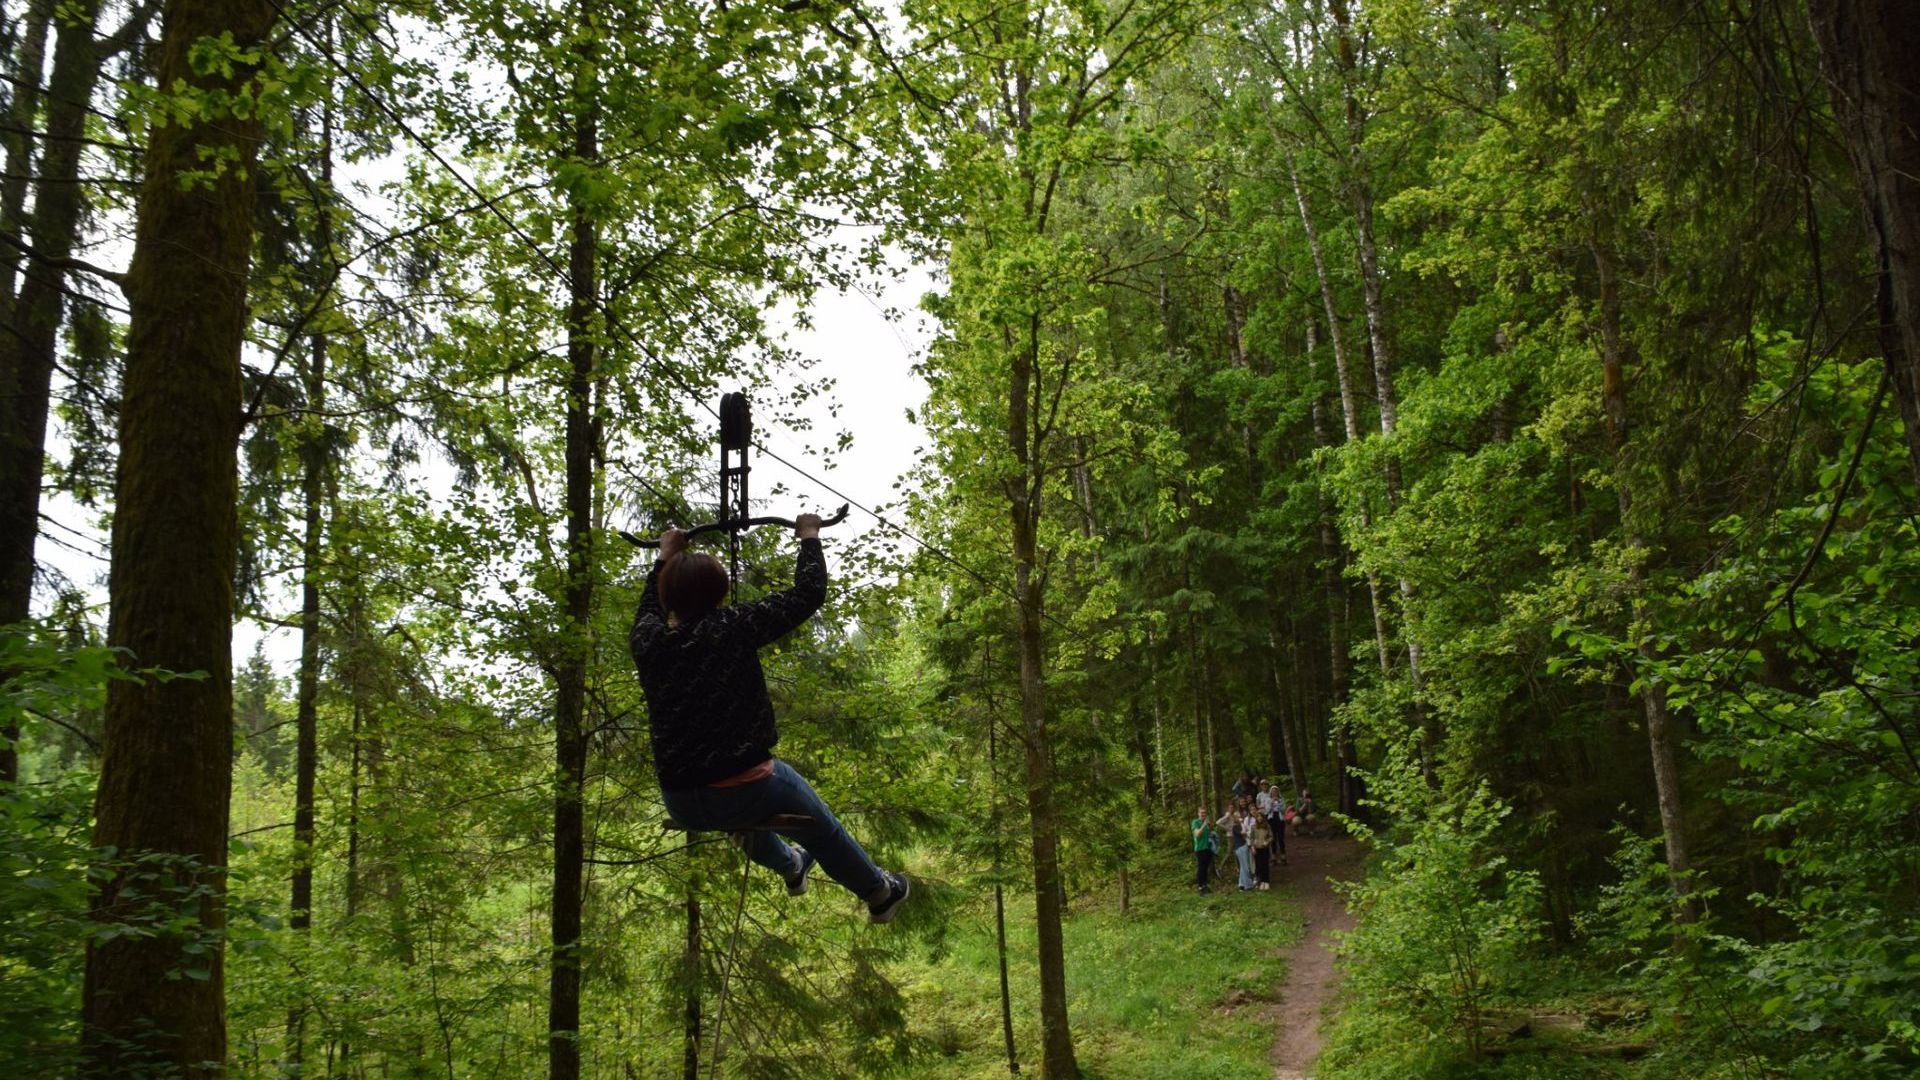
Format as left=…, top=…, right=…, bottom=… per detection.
left=1286, top=150, right=1392, bottom=678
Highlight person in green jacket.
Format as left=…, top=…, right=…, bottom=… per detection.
left=1191, top=806, right=1219, bottom=893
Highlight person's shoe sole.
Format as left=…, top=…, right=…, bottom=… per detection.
left=869, top=872, right=910, bottom=924
left=786, top=847, right=815, bottom=897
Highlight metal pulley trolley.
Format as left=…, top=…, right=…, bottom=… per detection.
left=620, top=390, right=848, bottom=591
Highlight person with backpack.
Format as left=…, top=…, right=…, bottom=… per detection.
left=1249, top=810, right=1275, bottom=890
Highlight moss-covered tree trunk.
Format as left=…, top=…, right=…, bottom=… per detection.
left=81, top=0, right=275, bottom=1072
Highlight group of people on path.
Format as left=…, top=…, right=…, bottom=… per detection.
left=1189, top=772, right=1317, bottom=894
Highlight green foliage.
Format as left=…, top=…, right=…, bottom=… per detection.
left=1651, top=359, right=1920, bottom=1075
left=1326, top=756, right=1543, bottom=1069
left=2, top=631, right=283, bottom=1071
left=0, top=630, right=116, bottom=1069
left=14, top=0, right=1920, bottom=1074
left=0, top=763, right=92, bottom=1070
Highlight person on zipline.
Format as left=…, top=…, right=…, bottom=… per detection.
left=630, top=514, right=910, bottom=923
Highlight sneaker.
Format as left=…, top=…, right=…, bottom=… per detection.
left=785, top=846, right=816, bottom=897
left=868, top=872, right=910, bottom=924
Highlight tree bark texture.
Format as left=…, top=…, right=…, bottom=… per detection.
left=1206, top=650, right=1246, bottom=779
left=1327, top=0, right=1427, bottom=696
left=549, top=27, right=599, bottom=1076
left=1223, top=282, right=1259, bottom=471
left=1295, top=204, right=1373, bottom=815
left=1808, top=0, right=1920, bottom=495
left=1127, top=699, right=1159, bottom=831
left=1264, top=625, right=1303, bottom=780
left=81, top=0, right=275, bottom=1073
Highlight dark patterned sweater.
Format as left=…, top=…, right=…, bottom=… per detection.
left=629, top=538, right=826, bottom=790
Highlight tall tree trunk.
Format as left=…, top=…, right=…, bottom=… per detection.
left=1068, top=456, right=1133, bottom=904
left=1008, top=321, right=1078, bottom=1078
left=335, top=580, right=365, bottom=1078
left=1305, top=304, right=1360, bottom=813
left=1286, top=613, right=1317, bottom=770
left=1207, top=655, right=1246, bottom=780
left=82, top=0, right=274, bottom=1072
left=1144, top=625, right=1169, bottom=812
left=1222, top=282, right=1259, bottom=471
left=343, top=582, right=367, bottom=922
left=549, top=16, right=599, bottom=1075
left=1173, top=622, right=1199, bottom=805
left=1186, top=618, right=1215, bottom=809
left=1264, top=626, right=1302, bottom=779
left=988, top=700, right=1019, bottom=1075
left=286, top=69, right=335, bottom=1069
left=1808, top=0, right=1920, bottom=495
left=1127, top=699, right=1159, bottom=835
left=0, top=0, right=106, bottom=787
left=1327, top=0, right=1428, bottom=700
left=1593, top=240, right=1696, bottom=924
left=682, top=873, right=700, bottom=1080
left=0, top=0, right=53, bottom=314
left=1285, top=149, right=1392, bottom=678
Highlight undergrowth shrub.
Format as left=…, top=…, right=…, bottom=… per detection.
left=1319, top=753, right=1542, bottom=1077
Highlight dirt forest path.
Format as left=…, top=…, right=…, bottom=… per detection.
left=1268, top=830, right=1366, bottom=1080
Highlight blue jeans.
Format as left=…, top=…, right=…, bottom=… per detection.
left=1235, top=843, right=1254, bottom=889
left=662, top=759, right=887, bottom=900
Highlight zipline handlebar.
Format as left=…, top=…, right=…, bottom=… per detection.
left=618, top=504, right=851, bottom=549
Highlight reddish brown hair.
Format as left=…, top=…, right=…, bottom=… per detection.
left=659, top=552, right=728, bottom=621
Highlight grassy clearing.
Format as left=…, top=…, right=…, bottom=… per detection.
left=895, top=845, right=1303, bottom=1079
